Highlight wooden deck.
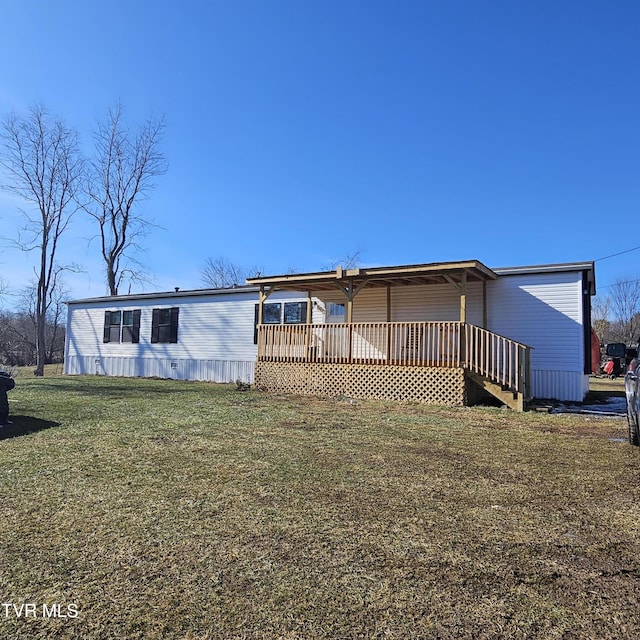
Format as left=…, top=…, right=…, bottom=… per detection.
left=256, top=321, right=532, bottom=410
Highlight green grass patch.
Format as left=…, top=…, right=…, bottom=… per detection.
left=0, top=374, right=638, bottom=639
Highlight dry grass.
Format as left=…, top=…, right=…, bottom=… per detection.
left=0, top=373, right=638, bottom=639
left=587, top=375, right=625, bottom=396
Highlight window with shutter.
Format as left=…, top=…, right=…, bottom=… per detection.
left=104, top=309, right=141, bottom=343
left=151, top=307, right=179, bottom=343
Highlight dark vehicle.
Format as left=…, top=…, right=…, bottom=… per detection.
left=602, top=342, right=629, bottom=378
left=0, top=371, right=15, bottom=428
left=624, top=358, right=640, bottom=445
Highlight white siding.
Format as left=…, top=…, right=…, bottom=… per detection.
left=65, top=290, right=320, bottom=383
left=487, top=271, right=587, bottom=401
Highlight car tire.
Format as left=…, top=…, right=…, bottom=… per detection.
left=627, top=404, right=640, bottom=446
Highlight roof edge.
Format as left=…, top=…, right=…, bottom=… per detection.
left=493, top=261, right=595, bottom=275
left=66, top=284, right=259, bottom=305
left=246, top=259, right=497, bottom=286
left=494, top=261, right=596, bottom=295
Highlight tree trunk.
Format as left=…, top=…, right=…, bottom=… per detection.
left=34, top=279, right=46, bottom=376
left=107, top=256, right=118, bottom=296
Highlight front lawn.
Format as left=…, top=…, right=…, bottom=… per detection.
left=0, top=374, right=638, bottom=639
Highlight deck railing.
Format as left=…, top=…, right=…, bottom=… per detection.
left=464, top=324, right=531, bottom=398
left=257, top=321, right=531, bottom=396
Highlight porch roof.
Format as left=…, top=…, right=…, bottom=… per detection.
left=246, top=259, right=498, bottom=292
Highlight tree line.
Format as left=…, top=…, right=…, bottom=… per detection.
left=0, top=294, right=66, bottom=367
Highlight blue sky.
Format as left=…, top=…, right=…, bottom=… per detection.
left=0, top=0, right=638, bottom=302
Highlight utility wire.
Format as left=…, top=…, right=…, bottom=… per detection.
left=594, top=245, right=640, bottom=291
left=598, top=277, right=640, bottom=289
left=595, top=245, right=640, bottom=262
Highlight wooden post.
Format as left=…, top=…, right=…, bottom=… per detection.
left=335, top=277, right=367, bottom=364
left=257, top=286, right=275, bottom=360
left=346, top=280, right=353, bottom=362
left=258, top=285, right=265, bottom=325
left=459, top=272, right=467, bottom=366
left=482, top=280, right=488, bottom=328
left=386, top=286, right=392, bottom=362
left=346, top=283, right=353, bottom=323
left=305, top=291, right=312, bottom=360
left=459, top=271, right=467, bottom=323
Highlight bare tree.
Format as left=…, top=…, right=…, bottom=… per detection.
left=609, top=276, right=640, bottom=345
left=200, top=257, right=261, bottom=288
left=0, top=275, right=8, bottom=306
left=591, top=295, right=612, bottom=344
left=84, top=102, right=167, bottom=295
left=327, top=248, right=363, bottom=270
left=0, top=105, right=82, bottom=375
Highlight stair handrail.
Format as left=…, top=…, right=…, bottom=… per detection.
left=464, top=324, right=532, bottom=397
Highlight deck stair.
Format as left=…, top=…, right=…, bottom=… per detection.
left=463, top=324, right=532, bottom=411
left=466, top=371, right=529, bottom=412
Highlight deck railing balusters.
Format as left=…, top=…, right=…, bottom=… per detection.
left=257, top=321, right=530, bottom=396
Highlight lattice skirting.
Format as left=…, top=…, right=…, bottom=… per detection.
left=255, top=362, right=473, bottom=406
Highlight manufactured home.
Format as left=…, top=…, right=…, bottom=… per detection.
left=65, top=259, right=595, bottom=410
